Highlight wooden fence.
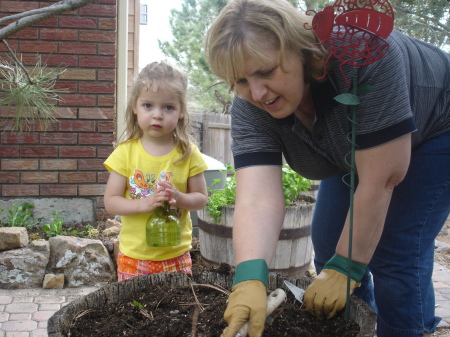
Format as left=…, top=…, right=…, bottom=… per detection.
left=189, top=112, right=234, bottom=167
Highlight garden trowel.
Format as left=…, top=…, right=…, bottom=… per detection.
left=284, top=280, right=305, bottom=304
left=235, top=288, right=286, bottom=337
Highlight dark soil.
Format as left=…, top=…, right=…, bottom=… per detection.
left=56, top=234, right=360, bottom=337
left=66, top=280, right=360, bottom=337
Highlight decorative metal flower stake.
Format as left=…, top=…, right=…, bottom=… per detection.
left=306, top=0, right=394, bottom=320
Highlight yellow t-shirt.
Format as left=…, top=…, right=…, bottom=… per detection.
left=104, top=139, right=207, bottom=261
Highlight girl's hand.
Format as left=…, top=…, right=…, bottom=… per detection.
left=158, top=181, right=179, bottom=205
left=141, top=185, right=170, bottom=212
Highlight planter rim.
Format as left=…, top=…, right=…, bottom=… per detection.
left=47, top=271, right=375, bottom=337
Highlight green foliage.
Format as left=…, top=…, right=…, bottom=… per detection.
left=205, top=164, right=311, bottom=224
left=389, top=0, right=449, bottom=51
left=67, top=224, right=97, bottom=238
left=43, top=218, right=98, bottom=239
left=0, top=56, right=67, bottom=133
left=42, top=211, right=66, bottom=238
left=205, top=164, right=236, bottom=223
left=0, top=202, right=100, bottom=239
left=281, top=165, right=311, bottom=206
left=132, top=300, right=144, bottom=309
left=0, top=202, right=41, bottom=229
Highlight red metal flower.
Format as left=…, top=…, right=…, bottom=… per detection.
left=306, top=0, right=395, bottom=85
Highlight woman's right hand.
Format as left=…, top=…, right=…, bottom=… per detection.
left=221, top=280, right=267, bottom=337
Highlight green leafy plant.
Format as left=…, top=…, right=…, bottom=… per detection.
left=205, top=164, right=311, bottom=224
left=1, top=202, right=41, bottom=229
left=42, top=210, right=66, bottom=238
left=205, top=165, right=236, bottom=224
left=281, top=165, right=311, bottom=206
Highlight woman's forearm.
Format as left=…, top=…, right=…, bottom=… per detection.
left=232, top=166, right=286, bottom=265
left=233, top=201, right=285, bottom=265
left=336, top=183, right=393, bottom=264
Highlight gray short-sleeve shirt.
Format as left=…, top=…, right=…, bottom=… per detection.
left=231, top=30, right=450, bottom=180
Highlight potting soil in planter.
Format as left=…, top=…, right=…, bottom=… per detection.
left=64, top=285, right=360, bottom=337
left=48, top=251, right=374, bottom=337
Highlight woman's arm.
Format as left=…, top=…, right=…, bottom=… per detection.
left=104, top=170, right=169, bottom=216
left=336, top=133, right=412, bottom=263
left=159, top=172, right=208, bottom=211
left=233, top=165, right=286, bottom=265
left=304, top=133, right=412, bottom=318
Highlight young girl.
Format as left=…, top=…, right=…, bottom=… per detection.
left=104, top=61, right=208, bottom=281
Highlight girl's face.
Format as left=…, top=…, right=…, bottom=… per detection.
left=235, top=41, right=307, bottom=119
left=133, top=85, right=183, bottom=142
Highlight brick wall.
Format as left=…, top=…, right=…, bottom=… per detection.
left=0, top=0, right=117, bottom=222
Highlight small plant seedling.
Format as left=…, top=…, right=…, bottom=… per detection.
left=66, top=224, right=96, bottom=237
left=87, top=227, right=99, bottom=238
left=132, top=300, right=144, bottom=309
left=42, top=210, right=66, bottom=238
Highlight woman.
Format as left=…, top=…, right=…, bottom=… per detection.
left=204, top=0, right=450, bottom=336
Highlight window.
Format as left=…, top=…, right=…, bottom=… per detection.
left=140, top=4, right=148, bottom=25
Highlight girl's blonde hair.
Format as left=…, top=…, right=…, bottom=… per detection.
left=204, top=0, right=329, bottom=91
left=119, top=61, right=193, bottom=163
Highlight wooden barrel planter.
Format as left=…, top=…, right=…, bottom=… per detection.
left=197, top=198, right=315, bottom=277
left=47, top=271, right=376, bottom=337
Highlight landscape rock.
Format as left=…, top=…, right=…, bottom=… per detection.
left=0, top=227, right=29, bottom=251
left=46, top=236, right=116, bottom=287
left=0, top=240, right=50, bottom=289
left=113, top=238, right=120, bottom=261
left=102, top=226, right=120, bottom=237
left=43, top=273, right=65, bottom=289
left=104, top=218, right=121, bottom=229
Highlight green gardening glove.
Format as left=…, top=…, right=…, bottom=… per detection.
left=304, top=254, right=367, bottom=319
left=221, top=259, right=269, bottom=337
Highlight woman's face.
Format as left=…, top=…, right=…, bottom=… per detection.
left=235, top=42, right=306, bottom=119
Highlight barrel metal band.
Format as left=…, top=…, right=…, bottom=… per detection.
left=198, top=218, right=311, bottom=240
left=201, top=255, right=311, bottom=275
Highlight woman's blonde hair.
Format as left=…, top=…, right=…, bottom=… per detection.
left=204, top=0, right=329, bottom=90
left=118, top=61, right=193, bottom=163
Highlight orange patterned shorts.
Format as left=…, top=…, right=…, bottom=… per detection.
left=117, top=251, right=192, bottom=281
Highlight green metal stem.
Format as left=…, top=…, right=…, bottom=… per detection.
left=345, top=69, right=358, bottom=321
